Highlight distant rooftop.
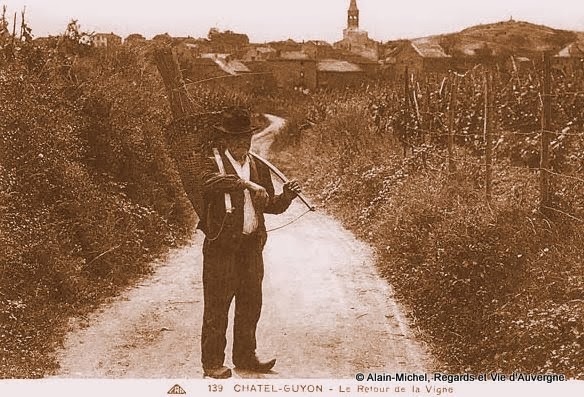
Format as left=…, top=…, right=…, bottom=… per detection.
left=317, top=59, right=362, bottom=72
left=256, top=46, right=276, bottom=53
left=278, top=51, right=310, bottom=60
left=411, top=39, right=451, bottom=58
left=304, top=40, right=331, bottom=47
left=200, top=53, right=251, bottom=75
left=556, top=42, right=584, bottom=58
left=93, top=32, right=122, bottom=39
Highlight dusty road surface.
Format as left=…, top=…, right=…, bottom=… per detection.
left=54, top=115, right=431, bottom=378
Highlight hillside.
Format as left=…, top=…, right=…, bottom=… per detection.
left=447, top=20, right=578, bottom=56
left=385, top=20, right=582, bottom=58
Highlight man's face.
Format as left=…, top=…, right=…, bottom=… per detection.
left=224, top=134, right=252, bottom=161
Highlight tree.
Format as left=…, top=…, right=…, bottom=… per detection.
left=125, top=33, right=146, bottom=45
left=58, top=19, right=93, bottom=55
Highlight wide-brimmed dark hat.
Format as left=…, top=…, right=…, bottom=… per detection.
left=213, top=106, right=261, bottom=135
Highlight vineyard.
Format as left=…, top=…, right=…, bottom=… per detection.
left=271, top=59, right=584, bottom=377
left=281, top=58, right=584, bottom=217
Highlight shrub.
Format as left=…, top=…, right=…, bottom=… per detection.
left=0, top=41, right=195, bottom=377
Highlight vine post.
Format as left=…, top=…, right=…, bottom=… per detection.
left=447, top=72, right=458, bottom=175
left=540, top=52, right=552, bottom=211
left=484, top=69, right=493, bottom=203
left=403, top=66, right=410, bottom=156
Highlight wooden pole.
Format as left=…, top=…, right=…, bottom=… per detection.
left=11, top=12, right=16, bottom=44
left=404, top=66, right=410, bottom=156
left=412, top=81, right=422, bottom=143
left=447, top=73, right=458, bottom=175
left=484, top=70, right=493, bottom=202
left=425, top=76, right=431, bottom=139
left=19, top=8, right=24, bottom=40
left=540, top=52, right=552, bottom=210
left=404, top=67, right=411, bottom=110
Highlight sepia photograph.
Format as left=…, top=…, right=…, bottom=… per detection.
left=0, top=0, right=582, bottom=395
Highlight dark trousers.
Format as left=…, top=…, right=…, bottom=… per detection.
left=201, top=232, right=265, bottom=369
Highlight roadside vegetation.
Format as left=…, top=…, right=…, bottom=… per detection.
left=271, top=71, right=584, bottom=378
left=0, top=19, right=196, bottom=377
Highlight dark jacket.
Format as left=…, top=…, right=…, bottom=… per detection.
left=198, top=150, right=292, bottom=249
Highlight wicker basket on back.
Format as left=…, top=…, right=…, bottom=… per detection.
left=154, top=45, right=254, bottom=219
left=166, top=112, right=222, bottom=219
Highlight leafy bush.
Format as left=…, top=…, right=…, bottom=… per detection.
left=0, top=37, right=195, bottom=377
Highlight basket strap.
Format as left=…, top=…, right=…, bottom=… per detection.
left=212, top=148, right=234, bottom=214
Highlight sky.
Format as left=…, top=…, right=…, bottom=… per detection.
left=1, top=0, right=583, bottom=43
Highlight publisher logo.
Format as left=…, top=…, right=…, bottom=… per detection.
left=168, top=384, right=187, bottom=395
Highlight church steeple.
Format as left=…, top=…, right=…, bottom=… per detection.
left=347, top=0, right=359, bottom=30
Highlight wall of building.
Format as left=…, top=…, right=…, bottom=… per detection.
left=302, top=43, right=336, bottom=59
left=93, top=34, right=122, bottom=48
left=390, top=45, right=425, bottom=77
left=317, top=71, right=366, bottom=89
left=267, top=59, right=317, bottom=90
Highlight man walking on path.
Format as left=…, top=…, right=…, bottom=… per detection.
left=198, top=107, right=301, bottom=379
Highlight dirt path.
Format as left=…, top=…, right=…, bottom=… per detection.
left=54, top=115, right=431, bottom=378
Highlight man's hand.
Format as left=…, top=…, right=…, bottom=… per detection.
left=245, top=180, right=269, bottom=208
left=283, top=179, right=302, bottom=200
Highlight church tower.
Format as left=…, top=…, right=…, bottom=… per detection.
left=347, top=0, right=359, bottom=30
left=336, top=0, right=379, bottom=61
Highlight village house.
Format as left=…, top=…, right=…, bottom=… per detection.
left=268, top=39, right=302, bottom=54
left=333, top=0, right=379, bottom=61
left=241, top=45, right=277, bottom=62
left=200, top=53, right=251, bottom=76
left=385, top=39, right=452, bottom=77
left=185, top=57, right=225, bottom=81
left=171, top=36, right=202, bottom=46
left=176, top=47, right=251, bottom=80
left=173, top=44, right=269, bottom=95
left=554, top=42, right=584, bottom=73
left=316, top=59, right=365, bottom=88
left=335, top=51, right=379, bottom=75
left=259, top=51, right=370, bottom=90
left=177, top=39, right=213, bottom=57
left=267, top=51, right=317, bottom=90
left=92, top=32, right=122, bottom=48
left=174, top=44, right=218, bottom=80
left=301, top=40, right=336, bottom=59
